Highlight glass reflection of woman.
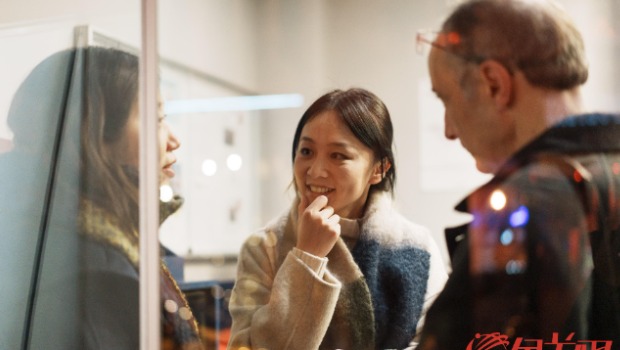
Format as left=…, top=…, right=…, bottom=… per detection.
left=78, top=47, right=203, bottom=350
left=227, top=88, right=448, bottom=350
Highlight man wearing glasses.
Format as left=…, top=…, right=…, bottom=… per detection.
left=416, top=0, right=620, bottom=348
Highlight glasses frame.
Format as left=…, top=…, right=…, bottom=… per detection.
left=416, top=29, right=486, bottom=64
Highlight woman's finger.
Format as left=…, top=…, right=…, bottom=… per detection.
left=327, top=214, right=340, bottom=226
left=321, top=205, right=334, bottom=219
left=306, top=195, right=328, bottom=213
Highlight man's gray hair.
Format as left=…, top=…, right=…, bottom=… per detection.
left=441, top=0, right=588, bottom=90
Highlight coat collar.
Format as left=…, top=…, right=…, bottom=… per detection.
left=78, top=195, right=184, bottom=268
left=455, top=113, right=620, bottom=214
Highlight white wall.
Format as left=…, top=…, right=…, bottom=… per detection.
left=157, top=0, right=259, bottom=92
left=0, top=0, right=141, bottom=141
left=564, top=0, right=620, bottom=112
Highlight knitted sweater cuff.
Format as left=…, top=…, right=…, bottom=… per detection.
left=292, top=247, right=329, bottom=279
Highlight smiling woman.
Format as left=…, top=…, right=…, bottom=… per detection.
left=226, top=88, right=448, bottom=350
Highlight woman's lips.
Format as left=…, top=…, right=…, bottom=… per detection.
left=162, top=160, right=176, bottom=178
left=162, top=167, right=175, bottom=178
left=307, top=185, right=334, bottom=194
left=305, top=185, right=334, bottom=203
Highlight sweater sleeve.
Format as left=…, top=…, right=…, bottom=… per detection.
left=227, top=232, right=342, bottom=350
left=291, top=247, right=329, bottom=278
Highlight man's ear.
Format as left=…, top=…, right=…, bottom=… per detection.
left=370, top=158, right=391, bottom=185
left=479, top=60, right=513, bottom=110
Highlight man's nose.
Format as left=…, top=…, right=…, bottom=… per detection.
left=444, top=112, right=457, bottom=140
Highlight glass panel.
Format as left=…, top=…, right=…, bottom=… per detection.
left=25, top=48, right=84, bottom=349
left=0, top=32, right=76, bottom=350
left=0, top=3, right=141, bottom=349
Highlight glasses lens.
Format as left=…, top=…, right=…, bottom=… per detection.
left=415, top=30, right=435, bottom=55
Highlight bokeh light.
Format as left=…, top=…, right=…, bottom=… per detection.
left=160, top=184, right=174, bottom=202
left=490, top=190, right=507, bottom=210
left=500, top=228, right=514, bottom=246
left=202, top=159, right=218, bottom=176
left=509, top=205, right=530, bottom=228
left=227, top=153, right=243, bottom=171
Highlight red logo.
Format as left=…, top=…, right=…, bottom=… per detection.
left=466, top=332, right=613, bottom=350
left=466, top=333, right=509, bottom=350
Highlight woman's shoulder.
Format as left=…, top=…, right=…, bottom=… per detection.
left=80, top=236, right=139, bottom=279
left=236, top=209, right=297, bottom=272
left=362, top=191, right=436, bottom=250
left=240, top=210, right=291, bottom=252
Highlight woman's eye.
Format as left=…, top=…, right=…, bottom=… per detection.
left=299, top=147, right=312, bottom=156
left=332, top=153, right=347, bottom=160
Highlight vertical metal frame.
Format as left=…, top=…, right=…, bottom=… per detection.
left=139, top=0, right=160, bottom=349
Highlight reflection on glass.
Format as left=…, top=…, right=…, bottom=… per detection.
left=73, top=47, right=203, bottom=350
left=78, top=47, right=143, bottom=349
left=0, top=46, right=205, bottom=349
left=0, top=47, right=81, bottom=350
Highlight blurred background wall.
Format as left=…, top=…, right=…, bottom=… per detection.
left=2, top=0, right=619, bottom=281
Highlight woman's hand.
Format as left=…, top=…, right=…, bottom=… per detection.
left=296, top=195, right=341, bottom=258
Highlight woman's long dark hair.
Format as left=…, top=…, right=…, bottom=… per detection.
left=80, top=47, right=140, bottom=236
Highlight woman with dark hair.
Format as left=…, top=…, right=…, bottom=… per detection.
left=77, top=46, right=203, bottom=350
left=227, top=88, right=447, bottom=350
left=0, top=46, right=202, bottom=349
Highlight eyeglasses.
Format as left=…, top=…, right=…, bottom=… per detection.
left=416, top=30, right=486, bottom=64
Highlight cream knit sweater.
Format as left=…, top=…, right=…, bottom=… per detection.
left=227, top=191, right=447, bottom=350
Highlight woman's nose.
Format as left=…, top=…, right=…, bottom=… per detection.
left=167, top=126, right=180, bottom=151
left=307, top=157, right=328, bottom=178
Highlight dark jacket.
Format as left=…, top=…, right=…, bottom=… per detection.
left=79, top=196, right=204, bottom=350
left=419, top=113, right=620, bottom=349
